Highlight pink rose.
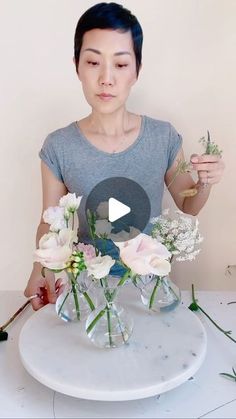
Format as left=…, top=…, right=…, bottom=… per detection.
left=116, top=233, right=171, bottom=276
left=75, top=243, right=96, bottom=262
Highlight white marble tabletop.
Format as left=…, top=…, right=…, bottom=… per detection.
left=1, top=290, right=236, bottom=418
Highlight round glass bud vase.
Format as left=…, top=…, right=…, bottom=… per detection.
left=55, top=271, right=96, bottom=322
left=85, top=276, right=134, bottom=349
left=139, top=275, right=181, bottom=312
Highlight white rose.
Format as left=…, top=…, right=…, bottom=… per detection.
left=33, top=228, right=75, bottom=270
left=109, top=226, right=140, bottom=242
left=43, top=206, right=66, bottom=232
left=96, top=201, right=108, bottom=219
left=95, top=219, right=112, bottom=237
left=59, top=193, right=82, bottom=213
left=86, top=255, right=115, bottom=279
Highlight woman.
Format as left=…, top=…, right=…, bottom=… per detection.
left=24, top=2, right=224, bottom=310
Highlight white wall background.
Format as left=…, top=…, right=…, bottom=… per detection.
left=0, top=0, right=235, bottom=291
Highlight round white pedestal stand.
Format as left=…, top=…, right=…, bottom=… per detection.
left=19, top=288, right=207, bottom=401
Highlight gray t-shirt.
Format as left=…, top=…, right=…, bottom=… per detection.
left=39, top=115, right=182, bottom=241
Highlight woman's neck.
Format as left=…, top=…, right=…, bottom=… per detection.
left=87, top=108, right=131, bottom=137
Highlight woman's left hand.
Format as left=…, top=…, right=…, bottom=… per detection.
left=190, top=154, right=225, bottom=186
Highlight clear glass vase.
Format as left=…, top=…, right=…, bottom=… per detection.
left=85, top=276, right=133, bottom=348
left=137, top=274, right=181, bottom=312
left=55, top=271, right=96, bottom=322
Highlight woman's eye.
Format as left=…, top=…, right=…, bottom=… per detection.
left=116, top=64, right=128, bottom=68
left=87, top=61, right=99, bottom=66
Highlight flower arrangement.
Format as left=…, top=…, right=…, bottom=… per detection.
left=33, top=194, right=116, bottom=321
left=33, top=189, right=207, bottom=347
left=33, top=193, right=173, bottom=347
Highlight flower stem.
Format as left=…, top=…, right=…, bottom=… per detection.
left=189, top=284, right=236, bottom=344
left=106, top=305, right=113, bottom=347
left=197, top=306, right=236, bottom=342
left=71, top=281, right=80, bottom=321
left=149, top=276, right=160, bottom=309
left=112, top=304, right=127, bottom=344
left=86, top=308, right=106, bottom=334
left=83, top=291, right=95, bottom=311
left=102, top=238, right=106, bottom=256
left=58, top=291, right=70, bottom=317
left=117, top=269, right=130, bottom=286
left=166, top=170, right=180, bottom=189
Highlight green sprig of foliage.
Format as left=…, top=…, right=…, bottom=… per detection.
left=220, top=367, right=236, bottom=382
left=199, top=130, right=223, bottom=156
left=189, top=284, right=236, bottom=343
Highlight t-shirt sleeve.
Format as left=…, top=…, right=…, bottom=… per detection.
left=167, top=123, right=183, bottom=170
left=39, top=134, right=64, bottom=182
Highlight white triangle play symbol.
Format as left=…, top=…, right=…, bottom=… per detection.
left=108, top=197, right=131, bottom=222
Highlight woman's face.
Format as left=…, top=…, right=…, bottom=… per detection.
left=76, top=29, right=138, bottom=114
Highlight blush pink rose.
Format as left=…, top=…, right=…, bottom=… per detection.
left=75, top=243, right=96, bottom=262
left=116, top=233, right=171, bottom=276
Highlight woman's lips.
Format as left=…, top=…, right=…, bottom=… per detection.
left=97, top=93, right=115, bottom=101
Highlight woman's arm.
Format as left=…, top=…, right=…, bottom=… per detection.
left=24, top=161, right=68, bottom=309
left=165, top=147, right=225, bottom=216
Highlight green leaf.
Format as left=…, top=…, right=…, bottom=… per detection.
left=0, top=331, right=8, bottom=341
left=219, top=373, right=236, bottom=381
left=188, top=302, right=199, bottom=311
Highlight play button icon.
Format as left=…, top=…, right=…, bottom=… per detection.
left=108, top=198, right=131, bottom=222
left=85, top=177, right=151, bottom=242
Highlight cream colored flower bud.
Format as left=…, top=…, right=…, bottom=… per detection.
left=72, top=262, right=79, bottom=268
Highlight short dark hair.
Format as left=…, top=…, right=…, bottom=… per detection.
left=74, top=2, right=143, bottom=77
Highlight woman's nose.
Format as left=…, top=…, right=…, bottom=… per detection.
left=99, top=65, right=114, bottom=86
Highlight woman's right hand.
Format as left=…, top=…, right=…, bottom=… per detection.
left=24, top=265, right=64, bottom=310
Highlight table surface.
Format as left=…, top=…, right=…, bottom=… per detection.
left=18, top=289, right=207, bottom=401
left=1, top=290, right=236, bottom=418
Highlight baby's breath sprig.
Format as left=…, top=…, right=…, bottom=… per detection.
left=151, top=210, right=203, bottom=262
